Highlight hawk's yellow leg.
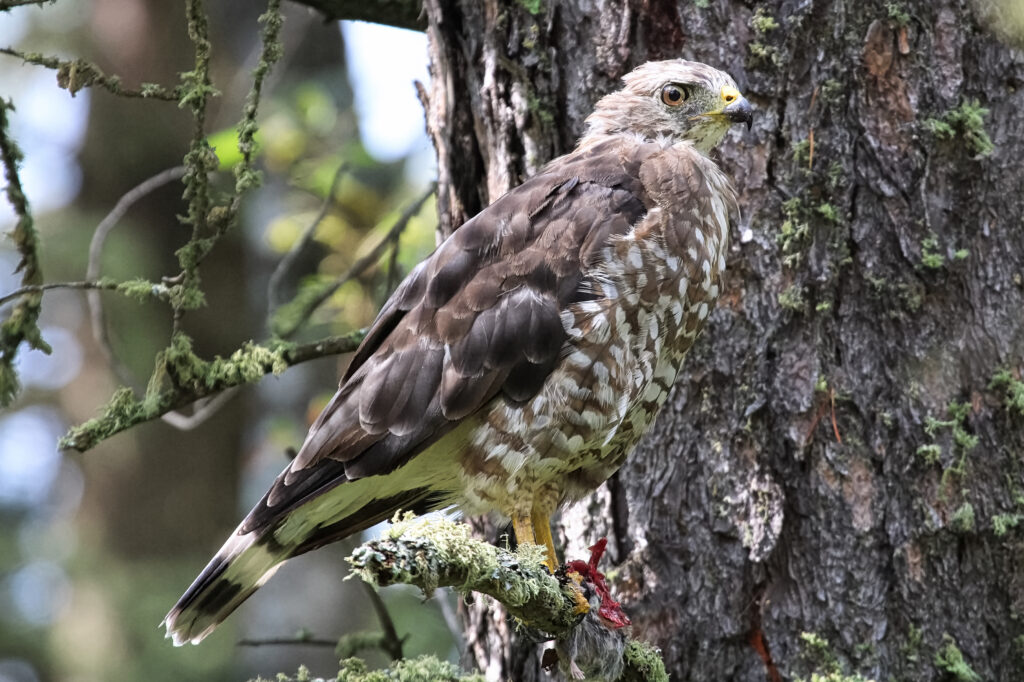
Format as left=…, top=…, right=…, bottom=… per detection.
left=512, top=509, right=589, bottom=615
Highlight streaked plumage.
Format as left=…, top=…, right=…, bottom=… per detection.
left=164, top=59, right=751, bottom=645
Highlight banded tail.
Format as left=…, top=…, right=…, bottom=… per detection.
left=162, top=474, right=444, bottom=645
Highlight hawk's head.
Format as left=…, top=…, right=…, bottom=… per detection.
left=583, top=60, right=753, bottom=154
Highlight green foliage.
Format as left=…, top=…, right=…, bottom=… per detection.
left=935, top=635, right=981, bottom=681
left=990, top=368, right=1024, bottom=415
left=924, top=100, right=995, bottom=158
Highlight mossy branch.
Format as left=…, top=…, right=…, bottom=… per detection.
left=0, top=98, right=49, bottom=406
left=59, top=329, right=366, bottom=452
left=0, top=48, right=180, bottom=99
left=346, top=516, right=669, bottom=681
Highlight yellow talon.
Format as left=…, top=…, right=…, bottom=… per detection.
left=512, top=508, right=590, bottom=615
left=566, top=571, right=590, bottom=615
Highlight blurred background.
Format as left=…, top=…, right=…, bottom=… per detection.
left=0, top=2, right=456, bottom=680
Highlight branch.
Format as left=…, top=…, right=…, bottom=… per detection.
left=347, top=516, right=669, bottom=681
left=86, top=166, right=187, bottom=385
left=1, top=0, right=56, bottom=9
left=0, top=98, right=49, bottom=406
left=0, top=280, right=123, bottom=307
left=267, top=161, right=348, bottom=317
left=59, top=329, right=366, bottom=452
left=0, top=48, right=179, bottom=99
left=272, top=184, right=435, bottom=338
left=285, top=0, right=425, bottom=31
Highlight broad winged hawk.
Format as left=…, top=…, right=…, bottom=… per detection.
left=165, top=59, right=752, bottom=645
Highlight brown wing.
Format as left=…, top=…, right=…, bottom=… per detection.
left=240, top=138, right=657, bottom=536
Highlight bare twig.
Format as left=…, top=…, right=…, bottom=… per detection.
left=160, top=387, right=239, bottom=430
left=361, top=581, right=405, bottom=661
left=237, top=635, right=337, bottom=647
left=275, top=184, right=435, bottom=339
left=0, top=280, right=121, bottom=307
left=0, top=48, right=179, bottom=99
left=267, top=161, right=348, bottom=317
left=85, top=166, right=187, bottom=383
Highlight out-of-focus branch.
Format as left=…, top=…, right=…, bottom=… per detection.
left=86, top=165, right=188, bottom=386
left=267, top=161, right=348, bottom=317
left=0, top=0, right=55, bottom=11
left=286, top=0, right=425, bottom=31
left=272, top=184, right=434, bottom=338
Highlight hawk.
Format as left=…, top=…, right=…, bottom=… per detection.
left=164, top=59, right=752, bottom=645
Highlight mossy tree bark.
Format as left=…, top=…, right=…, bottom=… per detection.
left=415, top=1, right=1024, bottom=680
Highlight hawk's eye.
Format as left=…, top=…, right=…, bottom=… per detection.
left=660, top=84, right=689, bottom=107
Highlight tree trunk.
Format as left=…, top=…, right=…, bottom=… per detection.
left=420, top=0, right=1024, bottom=679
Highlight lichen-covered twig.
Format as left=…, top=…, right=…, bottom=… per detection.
left=0, top=48, right=179, bottom=99
left=348, top=515, right=584, bottom=637
left=0, top=98, right=49, bottom=406
left=347, top=516, right=670, bottom=681
left=59, top=329, right=366, bottom=452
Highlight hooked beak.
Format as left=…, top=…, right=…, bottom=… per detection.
left=723, top=96, right=754, bottom=130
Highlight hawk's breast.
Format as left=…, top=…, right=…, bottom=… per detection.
left=458, top=143, right=735, bottom=516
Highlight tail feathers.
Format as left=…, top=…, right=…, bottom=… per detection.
left=162, top=530, right=284, bottom=646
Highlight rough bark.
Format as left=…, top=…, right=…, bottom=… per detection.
left=421, top=1, right=1024, bottom=680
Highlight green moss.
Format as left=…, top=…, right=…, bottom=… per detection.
left=620, top=640, right=669, bottom=682
left=925, top=100, right=994, bottom=158
left=795, top=632, right=877, bottom=681
left=817, top=203, right=839, bottom=223
left=916, top=443, right=942, bottom=465
left=921, top=234, right=945, bottom=269
left=950, top=502, right=975, bottom=533
left=792, top=139, right=811, bottom=164
left=990, top=368, right=1024, bottom=416
left=751, top=6, right=779, bottom=32
left=953, top=249, right=969, bottom=261
left=885, top=2, right=910, bottom=25
left=935, top=635, right=981, bottom=681
left=902, top=624, right=923, bottom=663
left=821, top=79, right=844, bottom=102
left=519, top=0, right=543, bottom=15
left=815, top=301, right=832, bottom=312
left=779, top=284, right=807, bottom=311
left=694, top=0, right=710, bottom=7
left=992, top=513, right=1022, bottom=537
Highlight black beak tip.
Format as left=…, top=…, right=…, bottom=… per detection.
left=724, top=97, right=754, bottom=130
